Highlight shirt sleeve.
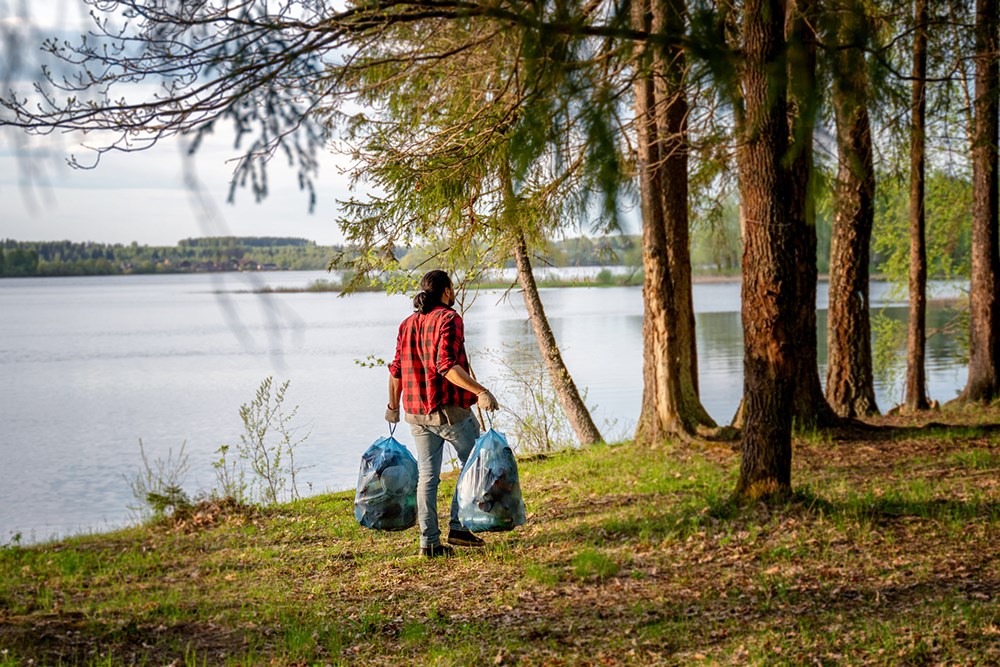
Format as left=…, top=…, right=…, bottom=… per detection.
left=435, top=311, right=463, bottom=376
left=388, top=321, right=404, bottom=379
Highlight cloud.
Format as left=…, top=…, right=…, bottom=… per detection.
left=0, top=0, right=89, bottom=31
left=0, top=16, right=31, bottom=29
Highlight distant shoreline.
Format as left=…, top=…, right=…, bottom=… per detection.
left=3, top=267, right=969, bottom=311
left=236, top=272, right=969, bottom=310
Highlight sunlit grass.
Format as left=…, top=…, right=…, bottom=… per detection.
left=951, top=448, right=1000, bottom=469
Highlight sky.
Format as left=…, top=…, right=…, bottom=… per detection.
left=1, top=1, right=636, bottom=248
left=1, top=136, right=356, bottom=246
left=0, top=1, right=355, bottom=247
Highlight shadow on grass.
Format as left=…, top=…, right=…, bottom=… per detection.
left=790, top=488, right=1000, bottom=524
left=505, top=484, right=1000, bottom=660
left=0, top=614, right=251, bottom=666
left=497, top=559, right=1000, bottom=662
left=829, top=420, right=1000, bottom=443
left=524, top=485, right=999, bottom=550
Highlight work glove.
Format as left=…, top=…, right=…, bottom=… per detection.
left=477, top=390, right=500, bottom=412
left=385, top=405, right=400, bottom=423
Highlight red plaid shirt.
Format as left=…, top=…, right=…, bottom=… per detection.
left=388, top=305, right=477, bottom=415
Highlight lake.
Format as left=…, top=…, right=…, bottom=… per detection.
left=0, top=271, right=967, bottom=543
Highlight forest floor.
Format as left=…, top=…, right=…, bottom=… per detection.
left=1, top=406, right=998, bottom=666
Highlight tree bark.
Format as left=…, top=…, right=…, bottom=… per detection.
left=512, top=232, right=604, bottom=445
left=734, top=0, right=795, bottom=501
left=905, top=0, right=930, bottom=412
left=785, top=0, right=839, bottom=429
left=633, top=0, right=716, bottom=443
left=825, top=0, right=880, bottom=418
left=959, top=0, right=1000, bottom=403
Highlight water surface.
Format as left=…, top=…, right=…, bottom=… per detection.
left=0, top=271, right=966, bottom=542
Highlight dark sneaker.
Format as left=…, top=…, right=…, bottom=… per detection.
left=420, top=544, right=454, bottom=559
left=448, top=529, right=485, bottom=548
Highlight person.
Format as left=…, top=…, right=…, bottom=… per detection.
left=386, top=269, right=500, bottom=558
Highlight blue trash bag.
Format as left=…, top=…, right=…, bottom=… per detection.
left=456, top=428, right=526, bottom=532
left=354, top=429, right=418, bottom=531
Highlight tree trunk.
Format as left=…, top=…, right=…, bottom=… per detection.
left=512, top=233, right=604, bottom=445
left=785, top=0, right=839, bottom=429
left=959, top=0, right=1000, bottom=403
left=825, top=1, right=880, bottom=418
left=633, top=0, right=716, bottom=443
left=905, top=0, right=930, bottom=412
left=734, top=0, right=795, bottom=501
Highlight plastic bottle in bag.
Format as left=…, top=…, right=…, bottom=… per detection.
left=456, top=428, right=526, bottom=532
left=354, top=432, right=418, bottom=531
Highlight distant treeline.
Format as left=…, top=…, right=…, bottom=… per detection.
left=0, top=235, right=647, bottom=278
left=177, top=236, right=316, bottom=249
left=0, top=237, right=344, bottom=277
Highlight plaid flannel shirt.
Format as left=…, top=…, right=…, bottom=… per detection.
left=388, top=305, right=477, bottom=415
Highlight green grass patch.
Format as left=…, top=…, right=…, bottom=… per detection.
left=951, top=448, right=1000, bottom=469
left=523, top=562, right=559, bottom=586
left=571, top=548, right=620, bottom=579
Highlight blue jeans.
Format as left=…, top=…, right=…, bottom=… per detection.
left=409, top=415, right=480, bottom=548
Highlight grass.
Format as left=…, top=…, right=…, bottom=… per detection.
left=1, top=412, right=999, bottom=665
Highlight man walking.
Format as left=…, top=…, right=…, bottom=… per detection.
left=387, top=270, right=499, bottom=558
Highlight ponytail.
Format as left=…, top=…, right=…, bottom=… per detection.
left=413, top=269, right=452, bottom=314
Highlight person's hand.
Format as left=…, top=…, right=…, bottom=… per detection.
left=477, top=390, right=499, bottom=412
left=385, top=405, right=400, bottom=423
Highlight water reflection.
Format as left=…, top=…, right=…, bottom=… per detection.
left=694, top=311, right=744, bottom=422
left=482, top=285, right=967, bottom=432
